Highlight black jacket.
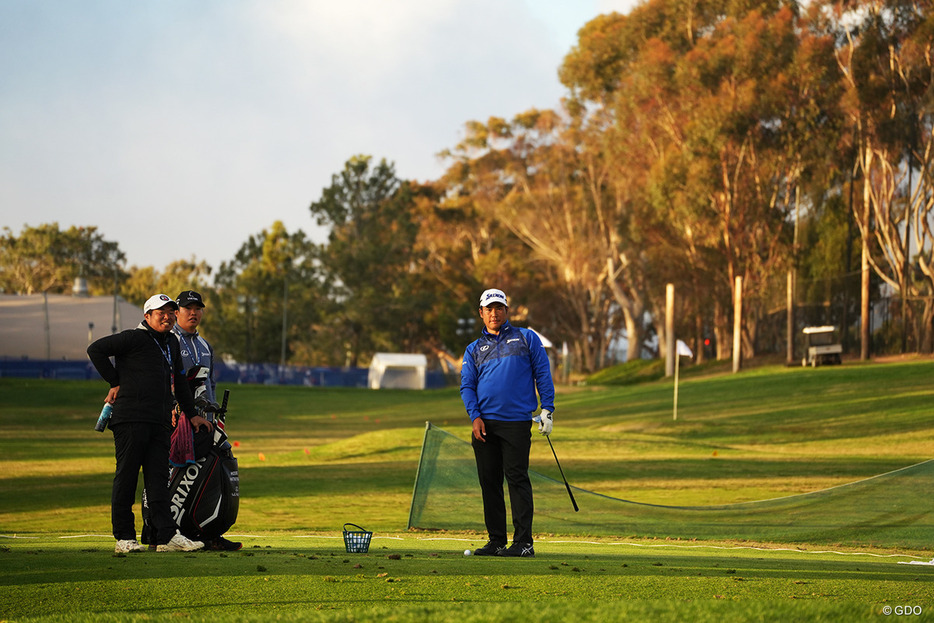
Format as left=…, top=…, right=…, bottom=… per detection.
left=87, top=321, right=197, bottom=429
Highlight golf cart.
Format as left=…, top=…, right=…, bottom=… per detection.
left=801, top=325, right=842, bottom=367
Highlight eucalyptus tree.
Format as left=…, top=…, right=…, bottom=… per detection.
left=309, top=156, right=435, bottom=366
left=408, top=174, right=535, bottom=362
left=814, top=0, right=934, bottom=354
left=561, top=0, right=842, bottom=361
left=0, top=223, right=125, bottom=295
left=436, top=111, right=625, bottom=371
left=212, top=221, right=321, bottom=365
left=120, top=258, right=213, bottom=308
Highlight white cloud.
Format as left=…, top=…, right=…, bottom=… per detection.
left=251, top=0, right=461, bottom=73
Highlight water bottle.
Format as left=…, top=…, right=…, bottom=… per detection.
left=94, top=403, right=113, bottom=432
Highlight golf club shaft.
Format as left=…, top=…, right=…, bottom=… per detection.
left=547, top=436, right=579, bottom=512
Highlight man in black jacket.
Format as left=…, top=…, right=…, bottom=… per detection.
left=88, top=293, right=213, bottom=553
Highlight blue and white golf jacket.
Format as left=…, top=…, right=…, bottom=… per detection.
left=172, top=325, right=217, bottom=404
left=460, top=321, right=555, bottom=422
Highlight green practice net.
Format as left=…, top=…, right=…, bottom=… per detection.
left=408, top=423, right=934, bottom=550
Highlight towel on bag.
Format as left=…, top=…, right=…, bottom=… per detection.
left=170, top=412, right=196, bottom=466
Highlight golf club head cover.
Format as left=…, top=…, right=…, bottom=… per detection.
left=537, top=409, right=553, bottom=436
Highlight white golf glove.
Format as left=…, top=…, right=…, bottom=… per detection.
left=535, top=409, right=553, bottom=436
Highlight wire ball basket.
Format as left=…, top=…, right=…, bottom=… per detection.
left=342, top=523, right=372, bottom=553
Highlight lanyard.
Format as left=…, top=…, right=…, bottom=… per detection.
left=150, top=335, right=172, bottom=369
left=183, top=334, right=202, bottom=366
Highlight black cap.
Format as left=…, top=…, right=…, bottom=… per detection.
left=176, top=290, right=205, bottom=308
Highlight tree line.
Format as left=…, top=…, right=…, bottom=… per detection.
left=2, top=0, right=932, bottom=372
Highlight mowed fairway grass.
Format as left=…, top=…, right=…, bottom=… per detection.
left=1, top=358, right=934, bottom=621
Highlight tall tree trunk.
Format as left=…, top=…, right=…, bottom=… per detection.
left=921, top=299, right=934, bottom=355
left=860, top=239, right=871, bottom=361
left=860, top=147, right=872, bottom=361
left=605, top=258, right=645, bottom=362
left=694, top=311, right=706, bottom=365
left=714, top=299, right=731, bottom=360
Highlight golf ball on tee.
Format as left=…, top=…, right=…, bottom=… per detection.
left=464, top=549, right=472, bottom=556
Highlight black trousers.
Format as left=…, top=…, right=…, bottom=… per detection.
left=112, top=422, right=175, bottom=544
left=472, top=419, right=533, bottom=545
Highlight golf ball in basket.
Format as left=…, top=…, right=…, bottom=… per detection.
left=464, top=549, right=472, bottom=556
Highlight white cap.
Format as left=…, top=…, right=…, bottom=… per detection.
left=144, top=293, right=179, bottom=314
left=479, top=288, right=508, bottom=308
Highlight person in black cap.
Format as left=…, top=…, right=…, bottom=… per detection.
left=174, top=291, right=217, bottom=404
left=87, top=293, right=212, bottom=553
left=172, top=290, right=242, bottom=552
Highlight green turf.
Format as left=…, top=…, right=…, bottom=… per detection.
left=2, top=360, right=934, bottom=620
left=1, top=536, right=930, bottom=622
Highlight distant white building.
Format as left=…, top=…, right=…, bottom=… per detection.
left=0, top=293, right=142, bottom=360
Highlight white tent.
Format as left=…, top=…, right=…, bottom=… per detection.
left=368, top=353, right=428, bottom=390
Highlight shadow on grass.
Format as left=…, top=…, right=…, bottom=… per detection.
left=0, top=456, right=914, bottom=519
left=0, top=462, right=419, bottom=516
left=2, top=543, right=931, bottom=587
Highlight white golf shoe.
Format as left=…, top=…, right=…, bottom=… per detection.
left=114, top=539, right=146, bottom=553
left=156, top=532, right=204, bottom=552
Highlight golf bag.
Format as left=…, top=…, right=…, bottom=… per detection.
left=142, top=366, right=239, bottom=543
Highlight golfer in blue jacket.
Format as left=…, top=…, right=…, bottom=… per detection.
left=460, top=288, right=555, bottom=557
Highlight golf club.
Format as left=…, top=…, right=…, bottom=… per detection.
left=546, top=436, right=579, bottom=512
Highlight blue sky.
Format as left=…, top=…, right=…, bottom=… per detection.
left=1, top=0, right=637, bottom=271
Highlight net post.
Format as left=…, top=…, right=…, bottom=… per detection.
left=407, top=421, right=433, bottom=530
